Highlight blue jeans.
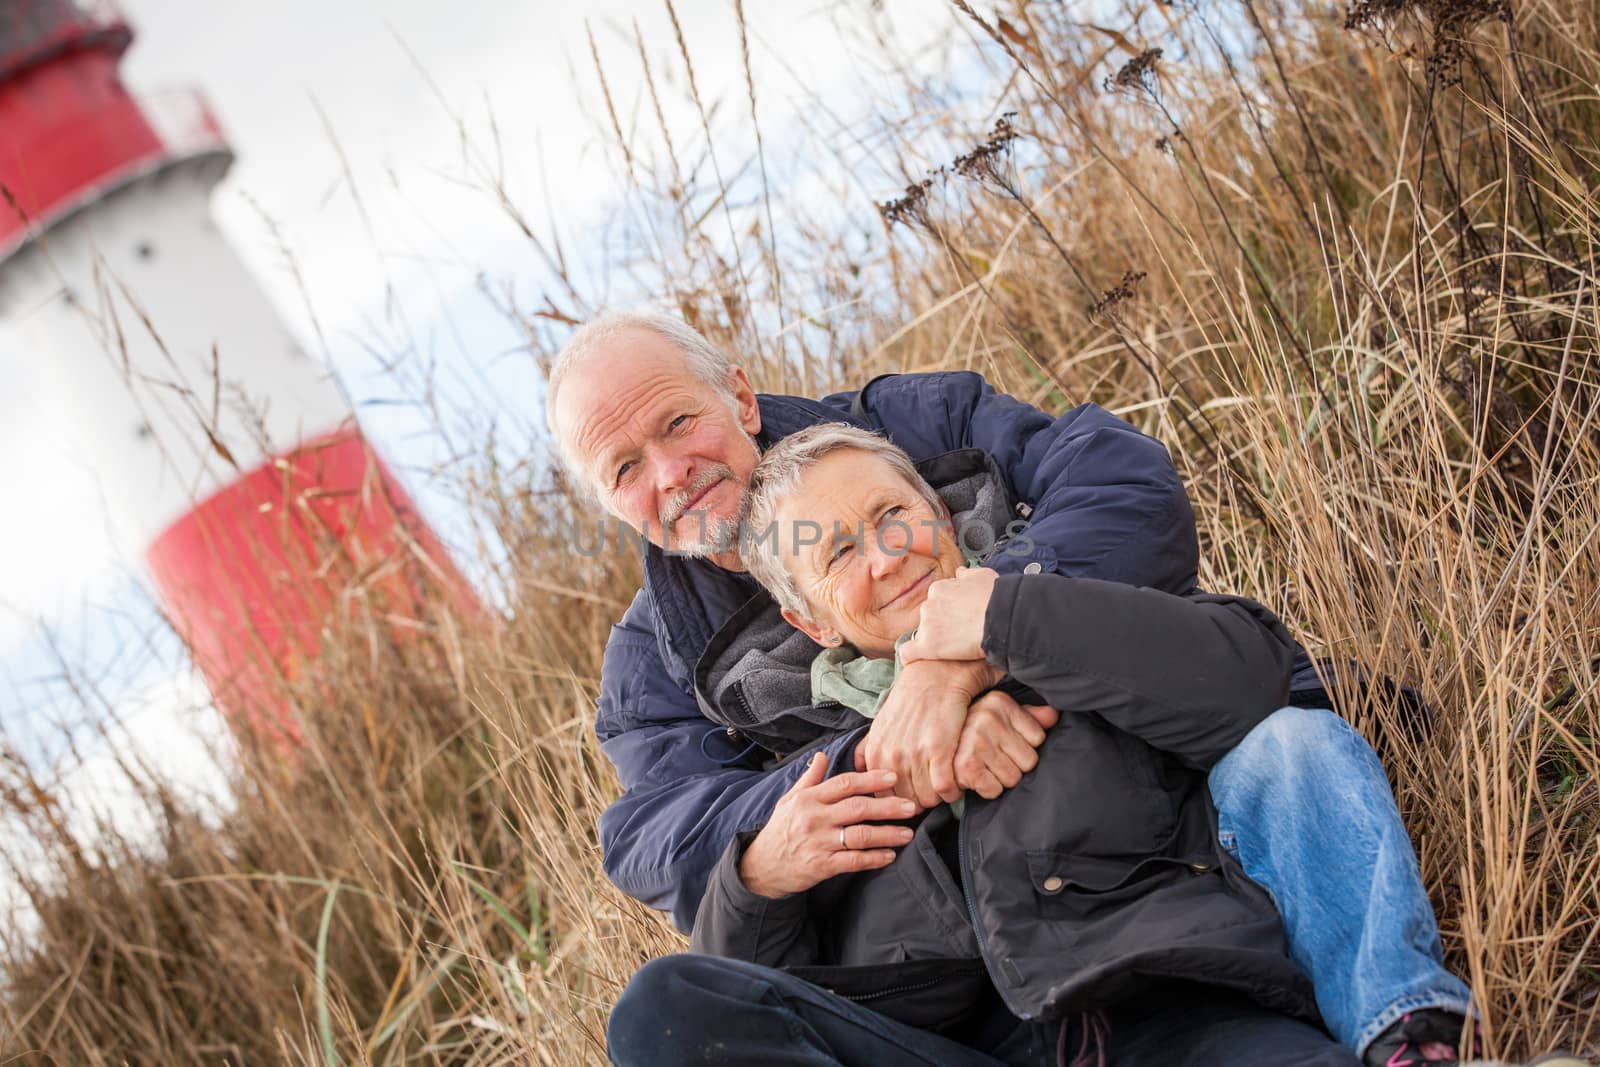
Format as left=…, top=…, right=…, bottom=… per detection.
left=1210, top=706, right=1473, bottom=1055
left=608, top=953, right=1357, bottom=1066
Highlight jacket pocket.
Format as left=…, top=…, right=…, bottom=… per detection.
left=1024, top=849, right=1217, bottom=921
left=1026, top=850, right=1214, bottom=893
left=1022, top=846, right=1260, bottom=968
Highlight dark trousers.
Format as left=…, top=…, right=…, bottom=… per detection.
left=607, top=954, right=1359, bottom=1066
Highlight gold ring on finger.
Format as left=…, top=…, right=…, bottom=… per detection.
left=838, top=826, right=848, bottom=851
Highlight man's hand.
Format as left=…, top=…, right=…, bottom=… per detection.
left=738, top=753, right=919, bottom=899
left=953, top=693, right=1059, bottom=799
left=898, top=567, right=1000, bottom=665
left=854, top=658, right=1002, bottom=808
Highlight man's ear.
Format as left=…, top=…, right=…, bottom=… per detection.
left=729, top=367, right=761, bottom=436
left=782, top=607, right=837, bottom=648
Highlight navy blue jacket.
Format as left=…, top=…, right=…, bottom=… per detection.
left=594, top=371, right=1208, bottom=932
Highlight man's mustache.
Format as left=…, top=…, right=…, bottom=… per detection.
left=660, top=465, right=739, bottom=528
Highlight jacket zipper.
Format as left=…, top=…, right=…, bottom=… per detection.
left=957, top=818, right=989, bottom=974
left=840, top=976, right=948, bottom=1003
left=958, top=813, right=1031, bottom=1018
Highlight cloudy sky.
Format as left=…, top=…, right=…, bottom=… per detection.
left=0, top=1, right=974, bottom=762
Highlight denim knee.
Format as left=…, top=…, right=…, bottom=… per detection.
left=1211, top=705, right=1375, bottom=820
left=1227, top=706, right=1356, bottom=775
left=1251, top=705, right=1351, bottom=752
left=608, top=954, right=722, bottom=1060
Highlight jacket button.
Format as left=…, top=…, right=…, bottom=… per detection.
left=1190, top=862, right=1210, bottom=873
left=1042, top=875, right=1064, bottom=892
left=1023, top=561, right=1043, bottom=575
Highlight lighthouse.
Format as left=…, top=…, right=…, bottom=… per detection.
left=0, top=0, right=478, bottom=743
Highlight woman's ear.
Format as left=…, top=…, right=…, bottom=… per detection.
left=782, top=608, right=839, bottom=648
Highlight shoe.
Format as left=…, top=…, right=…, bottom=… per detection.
left=1364, top=1009, right=1478, bottom=1066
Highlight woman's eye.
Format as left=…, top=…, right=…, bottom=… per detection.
left=669, top=415, right=689, bottom=431
left=829, top=542, right=855, bottom=567
left=879, top=505, right=905, bottom=523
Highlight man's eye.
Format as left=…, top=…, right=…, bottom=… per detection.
left=878, top=505, right=905, bottom=523
left=669, top=415, right=689, bottom=431
left=615, top=460, right=635, bottom=483
left=829, top=542, right=855, bottom=567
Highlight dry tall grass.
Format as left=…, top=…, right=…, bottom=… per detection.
left=3, top=1, right=1597, bottom=1063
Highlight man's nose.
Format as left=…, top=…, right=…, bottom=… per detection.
left=657, top=451, right=696, bottom=497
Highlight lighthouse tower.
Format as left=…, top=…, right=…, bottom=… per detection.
left=0, top=0, right=477, bottom=742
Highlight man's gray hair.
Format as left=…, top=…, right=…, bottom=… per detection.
left=740, top=423, right=943, bottom=620
left=546, top=309, right=739, bottom=479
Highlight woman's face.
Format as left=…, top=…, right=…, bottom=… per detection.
left=773, top=449, right=964, bottom=658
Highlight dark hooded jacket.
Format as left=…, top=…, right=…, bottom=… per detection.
left=688, top=450, right=1320, bottom=1030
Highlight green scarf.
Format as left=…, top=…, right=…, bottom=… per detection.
left=810, top=641, right=905, bottom=720
left=811, top=633, right=965, bottom=818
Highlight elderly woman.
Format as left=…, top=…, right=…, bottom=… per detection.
left=607, top=424, right=1483, bottom=1067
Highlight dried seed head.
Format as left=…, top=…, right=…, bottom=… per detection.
left=952, top=113, right=1020, bottom=187
left=1345, top=0, right=1410, bottom=29
left=1346, top=0, right=1512, bottom=85
left=879, top=177, right=937, bottom=231
left=1093, top=270, right=1148, bottom=319
left=882, top=113, right=1023, bottom=228
left=1105, top=48, right=1164, bottom=97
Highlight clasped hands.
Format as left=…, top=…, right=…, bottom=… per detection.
left=861, top=565, right=1056, bottom=806
left=740, top=567, right=1060, bottom=898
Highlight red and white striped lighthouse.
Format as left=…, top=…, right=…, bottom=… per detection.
left=0, top=0, right=478, bottom=743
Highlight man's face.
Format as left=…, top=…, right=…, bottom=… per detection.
left=554, top=328, right=763, bottom=557
left=775, top=449, right=962, bottom=658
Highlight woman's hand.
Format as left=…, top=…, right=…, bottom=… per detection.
left=738, top=752, right=920, bottom=899
left=898, top=566, right=999, bottom=665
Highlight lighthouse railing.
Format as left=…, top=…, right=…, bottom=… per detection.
left=139, top=88, right=230, bottom=162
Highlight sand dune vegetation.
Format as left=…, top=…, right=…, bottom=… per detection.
left=3, top=1, right=1597, bottom=1062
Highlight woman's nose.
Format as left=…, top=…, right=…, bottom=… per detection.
left=867, top=529, right=909, bottom=578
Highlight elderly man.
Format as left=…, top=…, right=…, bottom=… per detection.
left=546, top=310, right=1475, bottom=1062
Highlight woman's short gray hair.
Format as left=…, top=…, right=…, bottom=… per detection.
left=546, top=309, right=738, bottom=476
left=740, top=423, right=942, bottom=619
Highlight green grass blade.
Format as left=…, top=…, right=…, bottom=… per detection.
left=315, top=884, right=342, bottom=1067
